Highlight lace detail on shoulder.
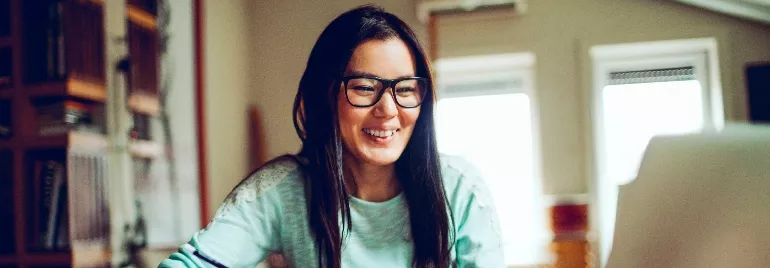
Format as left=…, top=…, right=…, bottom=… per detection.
left=442, top=154, right=503, bottom=239
left=211, top=157, right=300, bottom=221
left=468, top=179, right=502, bottom=240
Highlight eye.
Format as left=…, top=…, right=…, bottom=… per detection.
left=396, top=87, right=415, bottom=94
left=354, top=86, right=375, bottom=92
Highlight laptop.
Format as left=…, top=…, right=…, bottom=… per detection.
left=606, top=124, right=770, bottom=268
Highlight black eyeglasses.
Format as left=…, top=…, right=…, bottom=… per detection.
left=340, top=75, right=428, bottom=108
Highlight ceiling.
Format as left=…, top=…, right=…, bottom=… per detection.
left=674, top=0, right=770, bottom=24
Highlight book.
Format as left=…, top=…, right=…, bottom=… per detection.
left=55, top=192, right=69, bottom=250
left=36, top=160, right=57, bottom=249
left=0, top=100, right=9, bottom=139
left=0, top=125, right=9, bottom=139
left=132, top=113, right=151, bottom=140
left=36, top=100, right=105, bottom=136
left=44, top=162, right=64, bottom=249
left=23, top=0, right=104, bottom=83
left=0, top=47, right=10, bottom=88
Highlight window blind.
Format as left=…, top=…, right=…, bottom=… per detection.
left=443, top=78, right=523, bottom=97
left=609, top=67, right=695, bottom=85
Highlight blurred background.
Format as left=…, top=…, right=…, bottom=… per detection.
left=0, top=0, right=768, bottom=267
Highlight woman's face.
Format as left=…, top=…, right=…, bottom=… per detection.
left=337, top=38, right=421, bottom=166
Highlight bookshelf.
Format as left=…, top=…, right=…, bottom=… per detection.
left=0, top=0, right=130, bottom=267
left=1, top=0, right=166, bottom=265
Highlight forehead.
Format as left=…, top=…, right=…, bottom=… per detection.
left=345, top=38, right=417, bottom=79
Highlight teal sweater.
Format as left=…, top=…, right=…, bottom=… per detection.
left=159, top=155, right=505, bottom=267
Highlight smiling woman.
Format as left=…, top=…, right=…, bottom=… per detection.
left=160, top=4, right=505, bottom=268
left=338, top=39, right=423, bottom=177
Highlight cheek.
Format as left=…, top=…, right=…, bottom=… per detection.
left=338, top=100, right=366, bottom=136
left=399, top=110, right=420, bottom=147
left=401, top=108, right=421, bottom=129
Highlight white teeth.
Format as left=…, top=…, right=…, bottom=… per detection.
left=364, top=129, right=396, bottom=138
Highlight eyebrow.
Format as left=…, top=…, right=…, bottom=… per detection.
left=346, top=70, right=416, bottom=79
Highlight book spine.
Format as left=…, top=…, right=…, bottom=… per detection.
left=55, top=1, right=66, bottom=79
left=44, top=162, right=64, bottom=249
left=55, top=189, right=69, bottom=250
left=38, top=161, right=55, bottom=249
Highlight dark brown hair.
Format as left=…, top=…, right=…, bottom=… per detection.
left=292, top=5, right=453, bottom=268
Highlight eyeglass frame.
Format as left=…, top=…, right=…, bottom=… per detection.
left=339, top=75, right=429, bottom=108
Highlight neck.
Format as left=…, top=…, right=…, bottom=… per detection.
left=343, top=154, right=401, bottom=202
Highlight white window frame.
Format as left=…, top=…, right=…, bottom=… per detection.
left=588, top=38, right=725, bottom=267
left=434, top=52, right=549, bottom=266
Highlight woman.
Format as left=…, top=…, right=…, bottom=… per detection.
left=161, top=5, right=503, bottom=268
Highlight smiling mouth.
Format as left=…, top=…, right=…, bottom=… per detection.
left=362, top=128, right=399, bottom=138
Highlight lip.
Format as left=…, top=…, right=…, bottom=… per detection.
left=362, top=126, right=399, bottom=131
left=361, top=128, right=399, bottom=144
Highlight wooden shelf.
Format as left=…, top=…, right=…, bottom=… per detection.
left=68, top=131, right=109, bottom=150
left=26, top=131, right=108, bottom=151
left=72, top=242, right=111, bottom=267
left=128, top=4, right=157, bottom=31
left=131, top=139, right=164, bottom=159
left=85, top=0, right=105, bottom=5
left=128, top=91, right=161, bottom=115
left=27, top=79, right=106, bottom=102
left=20, top=251, right=72, bottom=265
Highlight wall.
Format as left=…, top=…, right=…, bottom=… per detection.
left=203, top=0, right=252, bottom=216
left=166, top=0, right=201, bottom=242
left=221, top=0, right=770, bottom=197
left=246, top=0, right=426, bottom=159
left=435, top=0, right=770, bottom=194
left=136, top=0, right=201, bottom=247
left=135, top=0, right=202, bottom=265
left=104, top=0, right=131, bottom=264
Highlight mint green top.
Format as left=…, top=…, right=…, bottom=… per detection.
left=159, top=155, right=505, bottom=267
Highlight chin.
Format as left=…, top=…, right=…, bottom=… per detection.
left=361, top=150, right=403, bottom=166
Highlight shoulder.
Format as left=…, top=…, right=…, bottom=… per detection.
left=228, top=155, right=303, bottom=201
left=440, top=154, right=485, bottom=195
left=213, top=155, right=304, bottom=219
left=439, top=154, right=496, bottom=217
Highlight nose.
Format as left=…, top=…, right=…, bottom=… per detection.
left=372, top=89, right=398, bottom=118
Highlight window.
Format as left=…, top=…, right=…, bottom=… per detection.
left=590, top=38, right=724, bottom=267
left=434, top=53, right=549, bottom=266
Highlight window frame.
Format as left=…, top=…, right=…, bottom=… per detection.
left=434, top=52, right=550, bottom=266
left=588, top=38, right=725, bottom=267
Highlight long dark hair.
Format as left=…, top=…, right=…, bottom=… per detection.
left=292, top=5, right=453, bottom=268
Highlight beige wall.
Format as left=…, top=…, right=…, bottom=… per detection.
left=203, top=0, right=252, bottom=216
left=204, top=0, right=770, bottom=206
left=436, top=0, right=770, bottom=194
